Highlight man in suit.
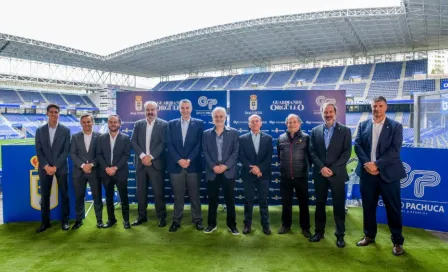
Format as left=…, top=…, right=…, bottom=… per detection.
left=97, top=114, right=131, bottom=229
left=70, top=114, right=103, bottom=229
left=167, top=99, right=204, bottom=232
left=355, top=96, right=406, bottom=256
left=277, top=114, right=311, bottom=238
left=131, top=101, right=168, bottom=227
left=308, top=103, right=352, bottom=247
left=202, top=106, right=240, bottom=235
left=35, top=104, right=71, bottom=233
left=239, top=114, right=273, bottom=235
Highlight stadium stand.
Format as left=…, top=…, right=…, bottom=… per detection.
left=225, top=74, right=252, bottom=89
left=245, top=72, right=272, bottom=87
left=343, top=64, right=373, bottom=80
left=315, top=66, right=344, bottom=84
left=190, top=77, right=215, bottom=90
left=338, top=83, right=366, bottom=97
left=0, top=89, right=23, bottom=104
left=41, top=93, right=67, bottom=106
left=17, top=91, right=46, bottom=103
left=174, top=78, right=198, bottom=91
left=372, top=62, right=402, bottom=81
left=405, top=59, right=428, bottom=77
left=366, top=81, right=400, bottom=99
left=160, top=80, right=182, bottom=91
left=402, top=80, right=436, bottom=95
left=266, top=70, right=295, bottom=87
left=207, top=76, right=233, bottom=89
left=289, top=68, right=318, bottom=84
left=311, top=85, right=336, bottom=90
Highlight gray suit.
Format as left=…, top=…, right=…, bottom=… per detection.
left=35, top=123, right=71, bottom=225
left=131, top=118, right=168, bottom=221
left=70, top=131, right=102, bottom=222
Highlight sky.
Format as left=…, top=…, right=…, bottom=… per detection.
left=0, top=0, right=401, bottom=55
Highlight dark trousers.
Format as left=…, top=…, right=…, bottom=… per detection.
left=314, top=176, right=346, bottom=237
left=102, top=175, right=129, bottom=222
left=207, top=174, right=236, bottom=227
left=40, top=171, right=70, bottom=225
left=280, top=177, right=310, bottom=230
left=243, top=178, right=269, bottom=227
left=136, top=166, right=167, bottom=220
left=360, top=173, right=404, bottom=245
left=73, top=172, right=103, bottom=222
left=170, top=170, right=202, bottom=224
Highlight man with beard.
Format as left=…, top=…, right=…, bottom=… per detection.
left=166, top=99, right=204, bottom=232
left=239, top=114, right=273, bottom=235
left=355, top=96, right=406, bottom=256
left=70, top=114, right=103, bottom=229
left=97, top=115, right=131, bottom=229
left=308, top=103, right=352, bottom=247
left=131, top=101, right=168, bottom=227
left=35, top=104, right=71, bottom=233
left=202, top=107, right=240, bottom=235
left=277, top=114, right=311, bottom=238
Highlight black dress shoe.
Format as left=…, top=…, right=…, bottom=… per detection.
left=158, top=219, right=167, bottom=227
left=195, top=222, right=204, bottom=231
left=262, top=226, right=272, bottom=235
left=309, top=233, right=325, bottom=242
left=337, top=236, right=346, bottom=248
left=103, top=219, right=117, bottom=228
left=36, top=223, right=51, bottom=233
left=242, top=225, right=251, bottom=235
left=123, top=221, right=131, bottom=229
left=97, top=221, right=104, bottom=228
left=228, top=226, right=240, bottom=235
left=356, top=236, right=375, bottom=247
left=203, top=225, right=217, bottom=233
left=278, top=226, right=291, bottom=234
left=302, top=229, right=312, bottom=238
left=131, top=218, right=148, bottom=226
left=61, top=223, right=70, bottom=231
left=71, top=221, right=83, bottom=230
left=169, top=222, right=180, bottom=232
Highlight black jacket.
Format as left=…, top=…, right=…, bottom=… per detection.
left=277, top=130, right=310, bottom=179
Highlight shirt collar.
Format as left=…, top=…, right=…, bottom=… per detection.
left=147, top=118, right=155, bottom=125
left=214, top=126, right=228, bottom=132
left=181, top=117, right=191, bottom=124
left=324, top=122, right=336, bottom=130
left=82, top=131, right=93, bottom=136
left=109, top=132, right=118, bottom=139
left=372, top=117, right=386, bottom=125
left=48, top=122, right=59, bottom=129
left=250, top=131, right=261, bottom=136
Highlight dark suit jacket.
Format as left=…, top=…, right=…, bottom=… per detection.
left=166, top=118, right=203, bottom=174
left=354, top=117, right=406, bottom=183
left=96, top=132, right=131, bottom=179
left=239, top=132, right=273, bottom=182
left=131, top=118, right=168, bottom=171
left=70, top=131, right=100, bottom=179
left=35, top=123, right=71, bottom=175
left=202, top=126, right=239, bottom=180
left=309, top=122, right=352, bottom=182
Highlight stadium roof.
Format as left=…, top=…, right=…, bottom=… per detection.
left=1, top=0, right=447, bottom=78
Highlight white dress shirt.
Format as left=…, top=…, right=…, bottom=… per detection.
left=371, top=118, right=385, bottom=162
left=181, top=117, right=190, bottom=146
left=80, top=132, right=93, bottom=169
left=140, top=119, right=155, bottom=159
left=110, top=133, right=118, bottom=165
left=48, top=122, right=59, bottom=147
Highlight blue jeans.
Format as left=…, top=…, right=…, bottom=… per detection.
left=243, top=179, right=270, bottom=227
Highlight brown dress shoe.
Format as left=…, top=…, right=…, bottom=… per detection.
left=356, top=236, right=375, bottom=246
left=392, top=244, right=405, bottom=256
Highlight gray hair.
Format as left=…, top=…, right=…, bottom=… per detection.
left=248, top=114, right=261, bottom=122
left=179, top=99, right=192, bottom=109
left=144, top=101, right=158, bottom=109
left=212, top=106, right=227, bottom=117
left=285, top=114, right=302, bottom=125
left=320, top=103, right=338, bottom=114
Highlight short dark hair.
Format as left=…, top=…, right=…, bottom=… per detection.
left=108, top=114, right=121, bottom=124
left=80, top=114, right=94, bottom=123
left=372, top=96, right=387, bottom=104
left=47, top=104, right=60, bottom=112
left=320, top=103, right=338, bottom=114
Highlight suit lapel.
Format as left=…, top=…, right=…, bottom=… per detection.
left=79, top=132, right=88, bottom=154
left=317, top=124, right=325, bottom=150
left=150, top=119, right=158, bottom=149
left=366, top=119, right=373, bottom=152
left=327, top=123, right=340, bottom=151
left=184, top=119, right=193, bottom=144
left=44, top=124, right=51, bottom=148
left=141, top=120, right=147, bottom=152
left=248, top=133, right=257, bottom=157
left=112, top=133, right=120, bottom=162
left=376, top=118, right=389, bottom=153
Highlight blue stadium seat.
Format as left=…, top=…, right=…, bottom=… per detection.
left=315, top=66, right=344, bottom=84
left=225, top=74, right=252, bottom=89
left=402, top=80, right=435, bottom=95
left=42, top=93, right=67, bottom=106
left=0, top=89, right=22, bottom=104
left=405, top=59, right=428, bottom=77
left=372, top=62, right=403, bottom=81
left=367, top=81, right=400, bottom=99
left=343, top=64, right=372, bottom=80
left=266, top=70, right=294, bottom=87
left=190, top=77, right=215, bottom=90
left=289, top=68, right=318, bottom=84
left=18, top=91, right=45, bottom=103
left=338, top=83, right=366, bottom=97
left=245, top=72, right=272, bottom=87
left=174, top=78, right=198, bottom=91
left=207, top=76, right=233, bottom=89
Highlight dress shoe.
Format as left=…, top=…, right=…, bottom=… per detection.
left=392, top=244, right=405, bottom=256
left=71, top=221, right=83, bottom=230
left=131, top=218, right=147, bottom=226
left=277, top=226, right=291, bottom=235
left=336, top=236, right=346, bottom=248
left=103, top=219, right=117, bottom=228
left=169, top=222, right=180, bottom=232
left=123, top=221, right=131, bottom=229
left=242, top=225, right=251, bottom=235
left=309, top=233, right=325, bottom=242
left=36, top=223, right=51, bottom=233
left=262, top=226, right=272, bottom=235
left=356, top=236, right=375, bottom=247
left=203, top=225, right=217, bottom=233
left=302, top=229, right=312, bottom=238
left=97, top=220, right=104, bottom=228
left=228, top=226, right=240, bottom=235
left=195, top=221, right=204, bottom=231
left=158, top=219, right=167, bottom=227
left=61, top=223, right=70, bottom=231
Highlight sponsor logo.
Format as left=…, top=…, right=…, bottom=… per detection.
left=250, top=94, right=258, bottom=110
left=315, top=95, right=337, bottom=107
left=198, top=96, right=217, bottom=110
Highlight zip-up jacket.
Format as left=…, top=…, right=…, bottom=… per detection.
left=277, top=130, right=310, bottom=179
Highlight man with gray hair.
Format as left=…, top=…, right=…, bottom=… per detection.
left=131, top=101, right=168, bottom=228
left=166, top=99, right=204, bottom=232
left=276, top=114, right=311, bottom=237
left=239, top=114, right=273, bottom=235
left=202, top=106, right=240, bottom=235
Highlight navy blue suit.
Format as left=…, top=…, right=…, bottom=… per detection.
left=239, top=132, right=273, bottom=228
left=355, top=117, right=406, bottom=245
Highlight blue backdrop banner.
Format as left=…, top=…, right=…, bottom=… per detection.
left=377, top=147, right=448, bottom=232
left=2, top=145, right=76, bottom=223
